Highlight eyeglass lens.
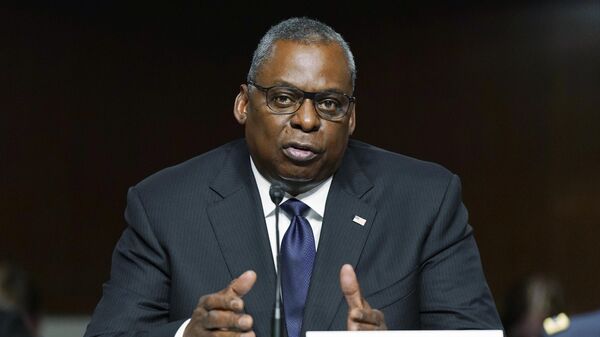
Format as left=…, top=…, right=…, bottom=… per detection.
left=266, top=86, right=350, bottom=119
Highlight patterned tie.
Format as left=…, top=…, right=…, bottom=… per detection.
left=280, top=198, right=316, bottom=337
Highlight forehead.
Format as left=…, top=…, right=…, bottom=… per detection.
left=256, top=40, right=352, bottom=93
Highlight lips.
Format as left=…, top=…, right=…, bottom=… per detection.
left=282, top=143, right=321, bottom=162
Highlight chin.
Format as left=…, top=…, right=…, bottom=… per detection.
left=275, top=164, right=311, bottom=181
left=279, top=174, right=314, bottom=183
left=278, top=174, right=324, bottom=195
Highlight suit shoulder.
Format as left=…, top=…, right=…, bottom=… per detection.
left=133, top=139, right=242, bottom=196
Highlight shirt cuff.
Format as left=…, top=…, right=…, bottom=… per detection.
left=174, top=318, right=191, bottom=337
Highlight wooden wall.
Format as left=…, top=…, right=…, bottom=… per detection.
left=1, top=2, right=599, bottom=315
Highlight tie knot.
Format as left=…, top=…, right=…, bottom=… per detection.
left=280, top=198, right=310, bottom=217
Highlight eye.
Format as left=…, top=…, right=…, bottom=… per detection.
left=268, top=88, right=300, bottom=108
left=317, top=98, right=342, bottom=112
left=272, top=94, right=295, bottom=106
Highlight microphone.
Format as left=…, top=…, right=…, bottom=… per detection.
left=269, top=183, right=285, bottom=205
left=269, top=183, right=285, bottom=337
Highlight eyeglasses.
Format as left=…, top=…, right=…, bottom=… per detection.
left=248, top=81, right=355, bottom=121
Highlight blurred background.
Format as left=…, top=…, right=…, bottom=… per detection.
left=1, top=1, right=599, bottom=336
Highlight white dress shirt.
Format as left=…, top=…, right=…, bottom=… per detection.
left=175, top=157, right=333, bottom=337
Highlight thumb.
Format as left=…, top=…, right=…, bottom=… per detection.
left=340, top=264, right=363, bottom=309
left=229, top=270, right=257, bottom=297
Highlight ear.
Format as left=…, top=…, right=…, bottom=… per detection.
left=348, top=102, right=356, bottom=135
left=233, top=84, right=249, bottom=125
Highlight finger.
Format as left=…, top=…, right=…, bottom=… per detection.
left=347, top=319, right=360, bottom=331
left=200, top=293, right=245, bottom=312
left=350, top=322, right=386, bottom=331
left=228, top=270, right=257, bottom=297
left=201, top=270, right=257, bottom=311
left=340, top=264, right=363, bottom=309
left=200, top=330, right=255, bottom=337
left=202, top=310, right=253, bottom=331
left=210, top=331, right=256, bottom=337
left=349, top=308, right=384, bottom=326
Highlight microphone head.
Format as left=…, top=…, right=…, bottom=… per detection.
left=269, top=183, right=285, bottom=205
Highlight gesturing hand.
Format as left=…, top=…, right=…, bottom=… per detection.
left=340, top=264, right=387, bottom=331
left=184, top=270, right=257, bottom=337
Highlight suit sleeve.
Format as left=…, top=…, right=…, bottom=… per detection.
left=84, top=187, right=186, bottom=337
left=418, top=174, right=503, bottom=329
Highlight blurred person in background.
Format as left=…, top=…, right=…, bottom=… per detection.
left=502, top=274, right=600, bottom=337
left=0, top=260, right=41, bottom=337
left=541, top=308, right=600, bottom=337
left=501, top=274, right=565, bottom=337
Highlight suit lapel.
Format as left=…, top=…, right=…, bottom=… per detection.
left=302, top=148, right=376, bottom=334
left=206, top=141, right=276, bottom=337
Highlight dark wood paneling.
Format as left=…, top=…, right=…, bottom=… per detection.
left=1, top=2, right=599, bottom=314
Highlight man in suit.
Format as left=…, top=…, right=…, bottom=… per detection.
left=85, top=17, right=502, bottom=337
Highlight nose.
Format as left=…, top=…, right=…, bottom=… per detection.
left=290, top=98, right=321, bottom=132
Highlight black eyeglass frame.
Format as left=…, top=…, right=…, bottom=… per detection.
left=247, top=81, right=356, bottom=121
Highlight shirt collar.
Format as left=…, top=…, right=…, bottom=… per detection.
left=250, top=157, right=332, bottom=219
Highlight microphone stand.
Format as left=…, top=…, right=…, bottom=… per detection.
left=269, top=184, right=284, bottom=337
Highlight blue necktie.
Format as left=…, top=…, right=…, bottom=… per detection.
left=280, top=198, right=316, bottom=337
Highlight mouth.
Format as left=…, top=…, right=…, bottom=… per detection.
left=282, top=143, right=321, bottom=163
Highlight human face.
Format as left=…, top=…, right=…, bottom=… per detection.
left=234, top=40, right=356, bottom=195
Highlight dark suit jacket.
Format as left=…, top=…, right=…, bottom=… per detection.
left=84, top=139, right=502, bottom=337
left=0, top=310, right=33, bottom=337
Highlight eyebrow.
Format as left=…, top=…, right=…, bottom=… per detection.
left=268, top=80, right=349, bottom=95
